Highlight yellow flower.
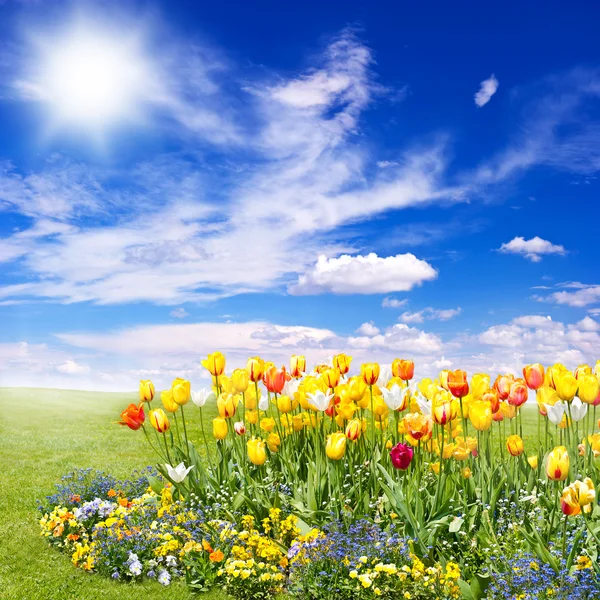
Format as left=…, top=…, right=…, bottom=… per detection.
left=246, top=409, right=258, bottom=425
left=469, top=400, right=493, bottom=431
left=506, top=435, right=524, bottom=457
left=554, top=370, right=578, bottom=401
left=201, top=352, right=226, bottom=377
left=260, top=417, right=276, bottom=433
left=290, top=355, right=306, bottom=378
left=322, top=367, right=341, bottom=389
left=546, top=445, right=569, bottom=481
left=333, top=353, right=352, bottom=375
left=461, top=467, right=472, bottom=479
left=527, top=455, right=539, bottom=469
left=361, top=363, right=380, bottom=386
left=470, top=373, right=490, bottom=399
left=276, top=395, right=296, bottom=414
left=325, top=432, right=347, bottom=460
left=139, top=380, right=155, bottom=402
left=561, top=478, right=596, bottom=516
left=345, top=418, right=362, bottom=441
left=149, top=408, right=170, bottom=433
left=291, top=414, right=304, bottom=432
left=231, top=369, right=250, bottom=394
left=217, top=394, right=237, bottom=418
left=161, top=389, right=179, bottom=413
left=267, top=433, right=281, bottom=453
left=171, top=378, right=191, bottom=406
left=247, top=438, right=267, bottom=466
left=213, top=417, right=228, bottom=440
left=578, top=374, right=599, bottom=404
left=246, top=356, right=265, bottom=383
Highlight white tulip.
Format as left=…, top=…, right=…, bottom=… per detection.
left=545, top=401, right=566, bottom=425
left=570, top=397, right=588, bottom=423
left=381, top=384, right=408, bottom=411
left=258, top=396, right=270, bottom=411
left=165, top=462, right=194, bottom=483
left=416, top=393, right=431, bottom=416
left=191, top=388, right=215, bottom=408
left=283, top=379, right=300, bottom=398
left=378, top=365, right=392, bottom=387
left=307, top=389, right=333, bottom=412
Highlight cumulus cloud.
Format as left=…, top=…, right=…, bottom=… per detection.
left=474, top=74, right=499, bottom=107
left=399, top=307, right=462, bottom=324
left=356, top=321, right=380, bottom=336
left=289, top=253, right=437, bottom=295
left=547, top=285, right=600, bottom=307
left=498, top=236, right=566, bottom=262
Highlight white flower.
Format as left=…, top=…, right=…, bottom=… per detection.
left=157, top=570, right=171, bottom=586
left=191, top=388, right=215, bottom=408
left=570, top=397, right=588, bottom=423
left=165, top=462, right=194, bottom=483
left=378, top=365, right=392, bottom=387
left=283, top=379, right=300, bottom=398
left=545, top=401, right=566, bottom=425
left=381, top=384, right=408, bottom=411
left=416, top=393, right=431, bottom=416
left=307, top=389, right=333, bottom=412
left=258, top=396, right=269, bottom=411
left=165, top=555, right=177, bottom=567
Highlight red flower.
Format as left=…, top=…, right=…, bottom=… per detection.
left=118, top=403, right=145, bottom=430
left=447, top=370, right=469, bottom=398
left=264, top=366, right=287, bottom=394
left=390, top=442, right=414, bottom=470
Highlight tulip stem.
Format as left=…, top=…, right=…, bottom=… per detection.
left=180, top=404, right=190, bottom=463
left=199, top=407, right=215, bottom=474
left=163, top=434, right=173, bottom=465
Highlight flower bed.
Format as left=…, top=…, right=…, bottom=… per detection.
left=40, top=355, right=600, bottom=598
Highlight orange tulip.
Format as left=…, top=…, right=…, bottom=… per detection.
left=523, top=363, right=545, bottom=390
left=447, top=370, right=469, bottom=398
left=392, top=359, right=415, bottom=381
left=118, top=403, right=145, bottom=430
left=264, top=366, right=287, bottom=394
left=494, top=374, right=514, bottom=400
left=403, top=412, right=433, bottom=440
left=508, top=379, right=528, bottom=407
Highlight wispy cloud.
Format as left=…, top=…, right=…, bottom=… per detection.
left=474, top=74, right=499, bottom=107
left=399, top=307, right=462, bottom=324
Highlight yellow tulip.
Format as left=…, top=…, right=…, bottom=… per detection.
left=201, top=352, right=226, bottom=377
left=506, top=435, right=524, bottom=456
left=260, top=417, right=275, bottom=433
left=247, top=438, right=267, bottom=465
left=527, top=455, right=538, bottom=469
left=291, top=414, right=304, bottom=432
left=578, top=374, right=600, bottom=404
left=469, top=400, right=493, bottom=431
left=139, top=380, right=155, bottom=403
left=575, top=364, right=592, bottom=380
left=372, top=395, right=389, bottom=419
left=246, top=356, right=265, bottom=383
left=276, top=395, right=296, bottom=413
left=345, top=418, right=362, bottom=441
left=266, top=433, right=281, bottom=453
left=217, top=394, right=237, bottom=418
left=554, top=370, right=578, bottom=401
left=246, top=409, right=258, bottom=425
left=432, top=399, right=453, bottom=426
left=244, top=384, right=260, bottom=410
left=561, top=478, right=596, bottom=516
left=470, top=373, right=490, bottom=399
left=431, top=462, right=441, bottom=475
left=461, top=467, right=472, bottom=479
left=325, top=432, right=347, bottom=460
left=536, top=386, right=559, bottom=416
left=546, top=446, right=569, bottom=481
left=290, top=354, right=306, bottom=378
left=452, top=442, right=470, bottom=461
left=347, top=376, right=367, bottom=402
left=361, top=363, right=380, bottom=386
left=149, top=408, right=170, bottom=433
left=212, top=417, right=228, bottom=440
left=161, top=390, right=179, bottom=413
left=231, top=369, right=249, bottom=394
left=333, top=353, right=352, bottom=375
left=322, top=367, right=341, bottom=389
left=171, top=378, right=191, bottom=406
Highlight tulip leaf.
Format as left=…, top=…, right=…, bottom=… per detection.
left=449, top=515, right=463, bottom=533
left=147, top=474, right=164, bottom=495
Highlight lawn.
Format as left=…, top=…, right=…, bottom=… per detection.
left=0, top=387, right=227, bottom=600
left=0, top=387, right=550, bottom=599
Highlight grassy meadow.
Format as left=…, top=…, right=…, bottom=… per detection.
left=0, top=387, right=549, bottom=599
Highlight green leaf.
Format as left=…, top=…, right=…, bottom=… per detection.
left=147, top=474, right=164, bottom=495
left=457, top=579, right=476, bottom=600
left=470, top=572, right=491, bottom=600
left=449, top=515, right=464, bottom=533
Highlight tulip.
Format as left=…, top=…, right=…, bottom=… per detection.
left=506, top=435, right=524, bottom=456
left=229, top=369, right=249, bottom=394
left=307, top=389, right=333, bottom=412
left=171, top=378, right=191, bottom=406
left=447, top=370, right=469, bottom=398
left=523, top=363, right=545, bottom=390
left=201, top=352, right=226, bottom=377
left=578, top=374, right=600, bottom=404
left=432, top=399, right=453, bottom=426
left=462, top=467, right=472, bottom=479
left=469, top=400, right=493, bottom=431
left=267, top=433, right=281, bottom=452
left=381, top=384, right=409, bottom=412
left=246, top=410, right=258, bottom=425
left=322, top=367, right=341, bottom=389
left=570, top=397, right=588, bottom=422
left=494, top=374, right=514, bottom=400
left=439, top=370, right=450, bottom=390
left=161, top=390, right=179, bottom=413
left=482, top=389, right=500, bottom=413
left=575, top=364, right=592, bottom=380
left=333, top=353, right=352, bottom=375
left=191, top=388, right=216, bottom=408
left=345, top=418, right=362, bottom=441
left=555, top=370, right=578, bottom=401
left=247, top=438, right=267, bottom=466
left=165, top=462, right=194, bottom=483
left=260, top=417, right=276, bottom=433
left=119, top=403, right=145, bottom=430
left=139, top=380, right=155, bottom=403
left=390, top=442, right=414, bottom=470
left=527, top=455, right=539, bottom=469
left=453, top=442, right=470, bottom=461
left=361, top=363, right=380, bottom=386
left=325, top=432, right=347, bottom=460
left=234, top=421, right=246, bottom=436
left=595, top=360, right=600, bottom=377
left=508, top=379, right=528, bottom=407
left=217, top=394, right=237, bottom=418
left=392, top=359, right=415, bottom=381
left=403, top=412, right=433, bottom=441
left=276, top=395, right=295, bottom=413
left=537, top=386, right=559, bottom=416
left=291, top=414, right=304, bottom=432
left=431, top=462, right=441, bottom=475
left=416, top=393, right=432, bottom=416
left=561, top=478, right=596, bottom=516
left=347, top=377, right=367, bottom=402
left=212, top=417, right=228, bottom=440
left=149, top=408, right=170, bottom=433
left=546, top=446, right=570, bottom=481
left=258, top=395, right=269, bottom=412
left=264, top=366, right=287, bottom=394
left=470, top=373, right=490, bottom=399
left=246, top=356, right=265, bottom=383
left=290, top=355, right=306, bottom=378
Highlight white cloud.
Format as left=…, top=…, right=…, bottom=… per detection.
left=547, top=286, right=600, bottom=308
left=498, top=236, right=566, bottom=262
left=432, top=356, right=452, bottom=369
left=382, top=297, right=408, bottom=308
left=474, top=74, right=499, bottom=107
left=376, top=160, right=398, bottom=168
left=289, top=252, right=437, bottom=295
left=56, top=359, right=90, bottom=374
left=356, top=321, right=380, bottom=336
left=400, top=307, right=462, bottom=324
left=170, top=307, right=189, bottom=319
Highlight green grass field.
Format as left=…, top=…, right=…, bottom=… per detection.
left=0, top=388, right=570, bottom=599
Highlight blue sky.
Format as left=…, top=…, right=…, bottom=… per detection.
left=0, top=0, right=599, bottom=390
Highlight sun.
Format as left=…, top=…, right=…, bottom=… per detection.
left=35, top=25, right=153, bottom=130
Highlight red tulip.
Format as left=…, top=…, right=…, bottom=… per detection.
left=493, top=374, right=514, bottom=400
left=264, top=366, right=287, bottom=394
left=523, top=363, right=545, bottom=390
left=118, top=403, right=145, bottom=430
left=447, top=370, right=469, bottom=398
left=390, top=442, right=414, bottom=470
left=508, top=379, right=528, bottom=407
